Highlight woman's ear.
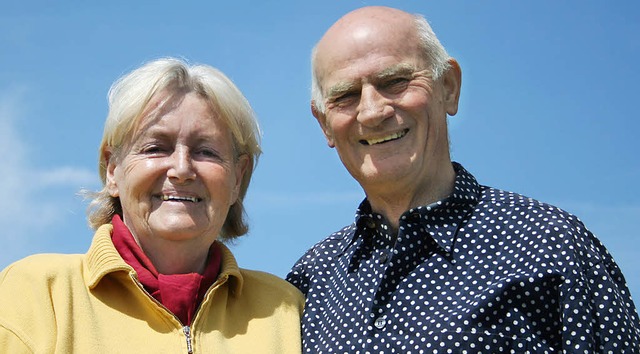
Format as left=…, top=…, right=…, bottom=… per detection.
left=104, top=149, right=119, bottom=197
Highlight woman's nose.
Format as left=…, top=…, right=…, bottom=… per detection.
left=167, top=147, right=196, bottom=182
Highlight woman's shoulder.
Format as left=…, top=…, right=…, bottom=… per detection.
left=238, top=268, right=303, bottom=299
left=1, top=253, right=85, bottom=286
left=233, top=268, right=304, bottom=318
left=0, top=254, right=87, bottom=351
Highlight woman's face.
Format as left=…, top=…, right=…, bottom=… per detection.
left=106, top=92, right=248, bottom=250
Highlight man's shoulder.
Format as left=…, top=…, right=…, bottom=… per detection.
left=302, top=223, right=356, bottom=257
left=287, top=223, right=356, bottom=286
left=476, top=185, right=623, bottom=281
left=477, top=185, right=599, bottom=253
left=479, top=185, right=578, bottom=220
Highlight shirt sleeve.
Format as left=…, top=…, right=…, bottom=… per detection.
left=286, top=249, right=314, bottom=296
left=560, top=225, right=640, bottom=353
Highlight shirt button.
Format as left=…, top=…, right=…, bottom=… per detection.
left=379, top=253, right=388, bottom=263
left=366, top=219, right=376, bottom=229
left=374, top=315, right=387, bottom=329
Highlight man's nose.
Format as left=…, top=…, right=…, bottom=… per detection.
left=356, top=85, right=393, bottom=127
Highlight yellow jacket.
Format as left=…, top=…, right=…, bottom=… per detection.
left=0, top=224, right=303, bottom=353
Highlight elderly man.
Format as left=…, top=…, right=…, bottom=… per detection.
left=286, top=6, right=640, bottom=353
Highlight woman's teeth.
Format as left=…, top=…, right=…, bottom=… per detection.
left=161, top=195, right=200, bottom=203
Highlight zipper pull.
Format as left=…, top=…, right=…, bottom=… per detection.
left=183, top=326, right=193, bottom=354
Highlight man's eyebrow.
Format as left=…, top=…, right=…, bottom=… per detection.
left=325, top=63, right=420, bottom=99
left=326, top=81, right=357, bottom=99
left=375, top=63, right=417, bottom=80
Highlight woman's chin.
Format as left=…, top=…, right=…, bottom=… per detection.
left=146, top=216, right=215, bottom=243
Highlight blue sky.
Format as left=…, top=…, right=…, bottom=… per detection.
left=1, top=1, right=639, bottom=302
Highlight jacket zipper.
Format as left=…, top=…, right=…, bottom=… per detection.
left=129, top=274, right=195, bottom=353
left=183, top=326, right=193, bottom=354
left=129, top=272, right=229, bottom=353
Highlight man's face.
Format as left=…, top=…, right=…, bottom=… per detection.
left=313, top=20, right=461, bottom=195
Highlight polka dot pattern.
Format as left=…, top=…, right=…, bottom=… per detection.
left=287, top=163, right=640, bottom=353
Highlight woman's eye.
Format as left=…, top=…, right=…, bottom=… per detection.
left=197, top=148, right=220, bottom=159
left=142, top=145, right=165, bottom=154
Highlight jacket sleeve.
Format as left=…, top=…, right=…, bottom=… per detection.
left=0, top=324, right=33, bottom=353
left=0, top=265, right=35, bottom=353
left=0, top=258, right=58, bottom=354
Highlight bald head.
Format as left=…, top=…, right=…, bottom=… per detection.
left=319, top=6, right=415, bottom=39
left=311, top=6, right=451, bottom=113
left=317, top=6, right=417, bottom=52
left=314, top=7, right=421, bottom=82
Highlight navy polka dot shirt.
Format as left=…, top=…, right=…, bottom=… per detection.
left=287, top=163, right=640, bottom=353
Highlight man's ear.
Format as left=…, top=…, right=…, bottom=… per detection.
left=442, top=58, right=462, bottom=116
left=104, top=149, right=119, bottom=197
left=311, top=101, right=335, bottom=148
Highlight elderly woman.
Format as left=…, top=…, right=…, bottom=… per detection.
left=0, top=58, right=303, bottom=352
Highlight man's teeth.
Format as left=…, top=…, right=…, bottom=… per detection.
left=161, top=195, right=200, bottom=202
left=363, top=129, right=407, bottom=145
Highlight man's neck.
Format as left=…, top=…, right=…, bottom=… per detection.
left=364, top=163, right=456, bottom=231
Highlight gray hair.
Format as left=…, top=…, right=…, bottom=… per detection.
left=311, top=14, right=451, bottom=113
left=87, top=57, right=262, bottom=240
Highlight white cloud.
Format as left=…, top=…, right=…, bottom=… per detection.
left=0, top=88, right=97, bottom=264
left=35, top=166, right=98, bottom=188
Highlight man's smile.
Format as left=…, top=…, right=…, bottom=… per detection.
left=359, top=128, right=409, bottom=146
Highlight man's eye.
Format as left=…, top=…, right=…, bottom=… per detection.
left=331, top=92, right=359, bottom=106
left=382, top=78, right=410, bottom=91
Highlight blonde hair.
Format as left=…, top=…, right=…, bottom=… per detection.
left=87, top=57, right=261, bottom=240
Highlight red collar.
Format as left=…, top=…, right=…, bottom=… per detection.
left=111, top=215, right=221, bottom=325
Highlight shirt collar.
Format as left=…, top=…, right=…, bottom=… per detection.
left=348, top=162, right=481, bottom=253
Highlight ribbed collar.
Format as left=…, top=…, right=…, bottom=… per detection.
left=84, top=224, right=244, bottom=297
